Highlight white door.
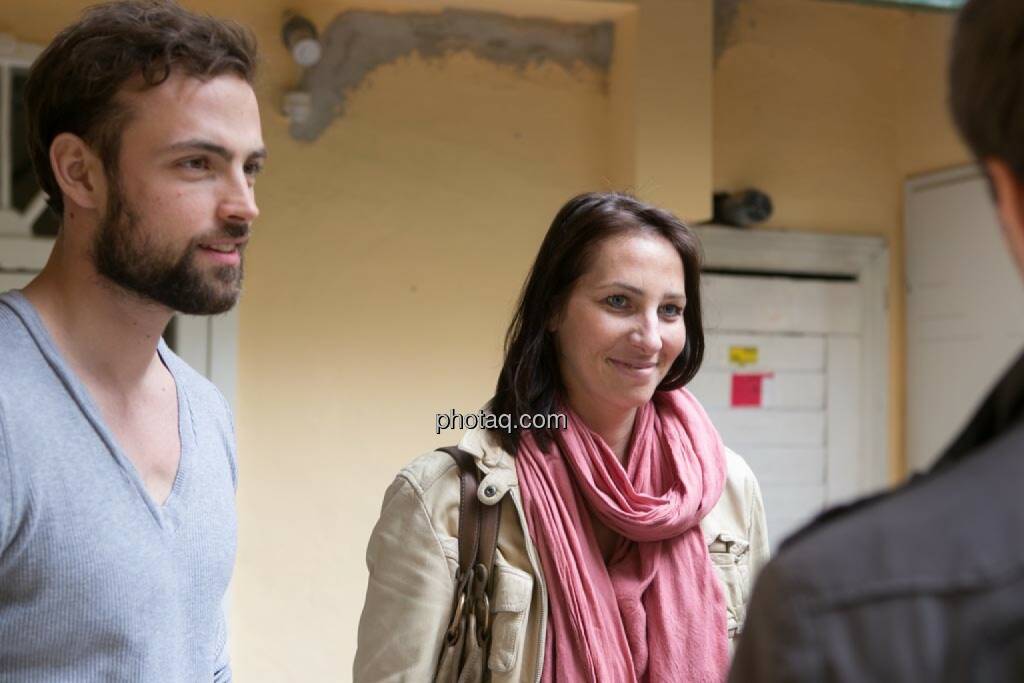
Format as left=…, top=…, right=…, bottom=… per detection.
left=905, top=165, right=1024, bottom=471
left=690, top=273, right=862, bottom=547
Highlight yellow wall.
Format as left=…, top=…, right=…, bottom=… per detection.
left=713, top=0, right=969, bottom=480
left=239, top=7, right=618, bottom=679
left=229, top=2, right=708, bottom=677
left=1, top=0, right=969, bottom=680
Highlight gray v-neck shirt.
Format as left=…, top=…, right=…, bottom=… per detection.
left=0, top=291, right=237, bottom=682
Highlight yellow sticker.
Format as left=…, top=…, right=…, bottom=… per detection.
left=729, top=346, right=759, bottom=367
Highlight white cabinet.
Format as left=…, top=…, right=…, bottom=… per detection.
left=695, top=226, right=889, bottom=549
left=905, top=165, right=1024, bottom=471
left=692, top=274, right=862, bottom=547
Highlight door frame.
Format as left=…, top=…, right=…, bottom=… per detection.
left=0, top=34, right=46, bottom=236
left=0, top=234, right=240, bottom=411
left=696, top=224, right=891, bottom=497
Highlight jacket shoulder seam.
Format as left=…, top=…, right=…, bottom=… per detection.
left=395, top=470, right=457, bottom=575
left=399, top=451, right=461, bottom=496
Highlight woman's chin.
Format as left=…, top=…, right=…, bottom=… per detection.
left=610, top=384, right=658, bottom=411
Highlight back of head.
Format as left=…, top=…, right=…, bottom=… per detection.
left=24, top=0, right=259, bottom=217
left=950, top=0, right=1024, bottom=174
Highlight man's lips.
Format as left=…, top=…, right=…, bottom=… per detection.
left=196, top=240, right=246, bottom=266
left=199, top=244, right=237, bottom=253
left=197, top=238, right=248, bottom=253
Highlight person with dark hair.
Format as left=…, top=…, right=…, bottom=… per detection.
left=0, top=1, right=264, bottom=679
left=729, top=1, right=1024, bottom=681
left=355, top=192, right=769, bottom=681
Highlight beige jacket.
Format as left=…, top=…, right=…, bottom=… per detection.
left=354, top=427, right=769, bottom=682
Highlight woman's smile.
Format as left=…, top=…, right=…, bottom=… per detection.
left=552, top=231, right=688, bottom=420
left=607, top=357, right=659, bottom=380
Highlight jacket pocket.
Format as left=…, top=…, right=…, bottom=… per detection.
left=708, top=532, right=751, bottom=638
left=487, top=562, right=534, bottom=674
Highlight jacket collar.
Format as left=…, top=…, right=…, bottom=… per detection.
left=782, top=349, right=1024, bottom=552
left=457, top=426, right=516, bottom=471
left=935, top=347, right=1024, bottom=472
left=456, top=427, right=520, bottom=505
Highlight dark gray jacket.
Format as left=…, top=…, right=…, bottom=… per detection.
left=730, top=352, right=1024, bottom=682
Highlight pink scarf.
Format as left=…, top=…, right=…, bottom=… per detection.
left=515, top=388, right=729, bottom=682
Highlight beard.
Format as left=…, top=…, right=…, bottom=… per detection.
left=92, top=176, right=248, bottom=315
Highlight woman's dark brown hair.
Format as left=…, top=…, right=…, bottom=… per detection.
left=25, top=0, right=259, bottom=217
left=490, top=191, right=705, bottom=453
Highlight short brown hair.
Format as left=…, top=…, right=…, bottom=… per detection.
left=950, top=0, right=1024, bottom=176
left=25, top=0, right=259, bottom=216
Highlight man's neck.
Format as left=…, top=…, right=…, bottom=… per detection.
left=22, top=242, right=172, bottom=392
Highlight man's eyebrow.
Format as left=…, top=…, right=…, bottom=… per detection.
left=162, top=139, right=267, bottom=162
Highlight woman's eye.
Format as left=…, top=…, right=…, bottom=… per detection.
left=660, top=304, right=683, bottom=317
left=605, top=295, right=628, bottom=309
left=244, top=161, right=263, bottom=177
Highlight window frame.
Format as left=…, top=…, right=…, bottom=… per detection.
left=0, top=34, right=44, bottom=237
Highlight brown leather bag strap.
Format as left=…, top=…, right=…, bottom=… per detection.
left=476, top=489, right=501, bottom=580
left=439, top=446, right=480, bottom=576
left=437, top=445, right=504, bottom=663
left=438, top=446, right=501, bottom=579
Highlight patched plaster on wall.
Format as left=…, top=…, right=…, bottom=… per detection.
left=714, top=0, right=745, bottom=65
left=291, top=8, right=614, bottom=141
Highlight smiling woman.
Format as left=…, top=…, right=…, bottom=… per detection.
left=355, top=192, right=769, bottom=683
left=494, top=194, right=704, bottom=461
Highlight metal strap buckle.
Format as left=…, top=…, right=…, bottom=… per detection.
left=471, top=563, right=491, bottom=644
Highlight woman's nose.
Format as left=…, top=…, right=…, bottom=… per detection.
left=629, top=312, right=663, bottom=354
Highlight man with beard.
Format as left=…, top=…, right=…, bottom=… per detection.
left=0, top=1, right=264, bottom=680
left=731, top=0, right=1024, bottom=681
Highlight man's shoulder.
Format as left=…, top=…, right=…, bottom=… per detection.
left=771, top=420, right=1024, bottom=609
left=158, top=342, right=238, bottom=489
left=0, top=295, right=35, bottom=369
left=159, top=342, right=231, bottom=416
left=0, top=296, right=49, bottom=401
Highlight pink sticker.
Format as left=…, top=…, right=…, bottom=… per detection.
left=731, top=373, right=773, bottom=407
